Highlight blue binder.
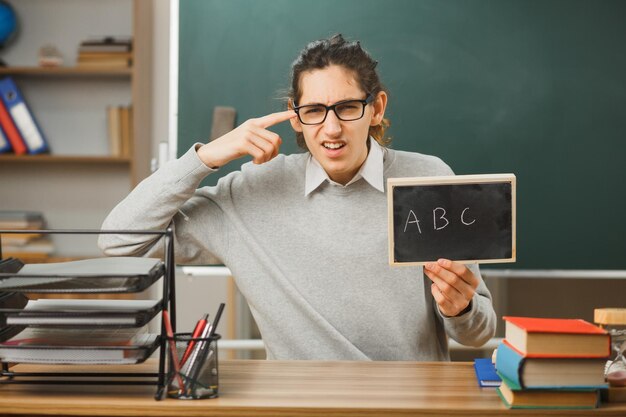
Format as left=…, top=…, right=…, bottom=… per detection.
left=0, top=77, right=49, bottom=154
left=0, top=123, right=11, bottom=153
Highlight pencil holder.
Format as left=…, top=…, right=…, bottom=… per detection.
left=166, top=332, right=220, bottom=399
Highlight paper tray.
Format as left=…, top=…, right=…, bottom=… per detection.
left=0, top=257, right=165, bottom=293
left=0, top=333, right=160, bottom=365
left=0, top=299, right=162, bottom=328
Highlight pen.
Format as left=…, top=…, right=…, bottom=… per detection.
left=207, top=303, right=225, bottom=340
left=180, top=313, right=208, bottom=366
left=183, top=321, right=213, bottom=395
left=163, top=310, right=186, bottom=392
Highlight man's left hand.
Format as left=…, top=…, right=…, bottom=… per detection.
left=424, top=258, right=479, bottom=317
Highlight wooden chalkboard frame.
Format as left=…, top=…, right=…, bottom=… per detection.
left=387, top=174, right=516, bottom=266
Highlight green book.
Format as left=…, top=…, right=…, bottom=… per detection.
left=496, top=374, right=599, bottom=409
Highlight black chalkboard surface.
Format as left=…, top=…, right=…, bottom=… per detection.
left=388, top=174, right=516, bottom=265
left=179, top=0, right=626, bottom=269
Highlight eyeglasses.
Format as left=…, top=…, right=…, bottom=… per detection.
left=293, top=94, right=374, bottom=125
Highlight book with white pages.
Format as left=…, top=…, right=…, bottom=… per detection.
left=3, top=299, right=161, bottom=327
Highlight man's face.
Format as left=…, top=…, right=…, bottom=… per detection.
left=291, top=65, right=379, bottom=185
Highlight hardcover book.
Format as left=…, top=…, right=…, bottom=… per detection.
left=497, top=375, right=599, bottom=409
left=503, top=316, right=610, bottom=358
left=495, top=341, right=607, bottom=389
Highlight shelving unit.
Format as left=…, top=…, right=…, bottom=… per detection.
left=0, top=67, right=133, bottom=76
left=0, top=155, right=131, bottom=164
left=0, top=0, right=154, bottom=257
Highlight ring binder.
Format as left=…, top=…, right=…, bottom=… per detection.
left=0, top=77, right=49, bottom=154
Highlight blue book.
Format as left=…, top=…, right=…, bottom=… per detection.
left=495, top=341, right=608, bottom=389
left=0, top=77, right=49, bottom=154
left=473, top=358, right=501, bottom=387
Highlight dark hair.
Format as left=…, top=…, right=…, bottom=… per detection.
left=288, top=34, right=390, bottom=150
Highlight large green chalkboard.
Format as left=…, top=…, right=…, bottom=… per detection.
left=178, top=0, right=626, bottom=270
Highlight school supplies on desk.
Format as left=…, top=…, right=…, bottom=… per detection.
left=473, top=358, right=501, bottom=387
left=3, top=299, right=161, bottom=327
left=0, top=327, right=159, bottom=364
left=495, top=316, right=610, bottom=409
left=497, top=374, right=600, bottom=409
left=163, top=310, right=186, bottom=392
left=0, top=257, right=164, bottom=293
left=0, top=229, right=176, bottom=399
left=186, top=303, right=224, bottom=388
left=180, top=313, right=208, bottom=366
left=168, top=303, right=225, bottom=400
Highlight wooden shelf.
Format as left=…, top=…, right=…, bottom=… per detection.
left=0, top=66, right=132, bottom=77
left=0, top=154, right=131, bottom=164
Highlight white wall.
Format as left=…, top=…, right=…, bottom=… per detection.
left=0, top=0, right=134, bottom=255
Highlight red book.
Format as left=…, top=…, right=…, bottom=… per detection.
left=0, top=97, right=27, bottom=155
left=503, top=316, right=610, bottom=358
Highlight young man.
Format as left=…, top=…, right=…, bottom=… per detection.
left=99, top=35, right=496, bottom=361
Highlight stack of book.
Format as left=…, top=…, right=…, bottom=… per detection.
left=76, top=36, right=132, bottom=69
left=0, top=211, right=54, bottom=260
left=495, top=316, right=610, bottom=409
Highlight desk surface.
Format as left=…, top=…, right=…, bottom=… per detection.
left=0, top=360, right=625, bottom=417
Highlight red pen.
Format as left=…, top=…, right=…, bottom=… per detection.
left=180, top=313, right=208, bottom=366
left=163, top=310, right=186, bottom=392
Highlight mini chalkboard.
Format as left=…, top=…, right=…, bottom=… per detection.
left=387, top=174, right=516, bottom=266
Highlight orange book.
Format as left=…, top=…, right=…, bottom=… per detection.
left=0, top=97, right=26, bottom=154
left=503, top=316, right=610, bottom=358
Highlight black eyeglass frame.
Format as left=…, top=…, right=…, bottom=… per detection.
left=292, top=93, right=375, bottom=125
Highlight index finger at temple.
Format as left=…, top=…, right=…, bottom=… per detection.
left=256, top=110, right=297, bottom=129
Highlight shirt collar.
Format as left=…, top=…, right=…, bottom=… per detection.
left=304, top=137, right=385, bottom=196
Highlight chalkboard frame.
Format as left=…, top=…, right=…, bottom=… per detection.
left=387, top=174, right=517, bottom=266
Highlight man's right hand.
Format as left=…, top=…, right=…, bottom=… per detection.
left=197, top=110, right=297, bottom=168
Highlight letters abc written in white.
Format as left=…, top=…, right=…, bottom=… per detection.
left=402, top=207, right=476, bottom=234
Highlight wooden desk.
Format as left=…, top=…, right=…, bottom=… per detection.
left=0, top=360, right=624, bottom=417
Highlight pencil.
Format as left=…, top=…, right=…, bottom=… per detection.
left=163, top=310, right=186, bottom=392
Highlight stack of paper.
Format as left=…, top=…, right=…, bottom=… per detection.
left=4, top=299, right=161, bottom=327
left=0, top=327, right=159, bottom=364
